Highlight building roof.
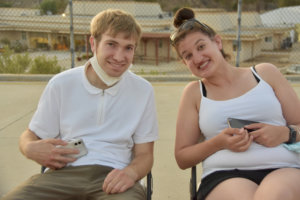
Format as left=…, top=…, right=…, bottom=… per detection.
left=65, top=0, right=164, bottom=19
left=0, top=7, right=40, bottom=16
left=228, top=12, right=263, bottom=28
left=194, top=9, right=234, bottom=32
left=260, top=6, right=300, bottom=26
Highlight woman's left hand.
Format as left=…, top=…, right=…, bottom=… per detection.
left=245, top=123, right=289, bottom=147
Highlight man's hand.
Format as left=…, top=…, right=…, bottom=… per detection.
left=102, top=142, right=154, bottom=194
left=102, top=168, right=137, bottom=194
left=20, top=130, right=79, bottom=170
left=26, top=139, right=79, bottom=169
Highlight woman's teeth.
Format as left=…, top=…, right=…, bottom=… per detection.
left=199, top=61, right=208, bottom=69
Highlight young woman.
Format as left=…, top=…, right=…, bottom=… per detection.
left=172, top=7, right=300, bottom=200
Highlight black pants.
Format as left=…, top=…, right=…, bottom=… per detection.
left=197, top=168, right=278, bottom=200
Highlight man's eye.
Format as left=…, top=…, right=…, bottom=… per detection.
left=127, top=46, right=134, bottom=51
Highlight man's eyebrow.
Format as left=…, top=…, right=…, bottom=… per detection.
left=104, top=39, right=117, bottom=43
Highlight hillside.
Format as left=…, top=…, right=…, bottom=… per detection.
left=0, top=0, right=297, bottom=13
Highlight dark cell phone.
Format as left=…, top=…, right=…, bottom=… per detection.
left=227, top=118, right=258, bottom=132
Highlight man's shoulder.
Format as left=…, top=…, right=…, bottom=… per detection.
left=49, top=66, right=84, bottom=85
left=125, top=70, right=152, bottom=88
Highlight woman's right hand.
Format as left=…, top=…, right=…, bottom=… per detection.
left=219, top=128, right=253, bottom=152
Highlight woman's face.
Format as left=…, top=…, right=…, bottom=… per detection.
left=178, top=31, right=223, bottom=78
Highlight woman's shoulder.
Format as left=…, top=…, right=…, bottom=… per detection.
left=254, top=63, right=280, bottom=75
left=184, top=81, right=200, bottom=93
left=181, top=81, right=201, bottom=102
left=254, top=63, right=285, bottom=86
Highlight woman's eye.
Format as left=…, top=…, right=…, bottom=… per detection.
left=185, top=54, right=192, bottom=60
left=198, top=45, right=205, bottom=50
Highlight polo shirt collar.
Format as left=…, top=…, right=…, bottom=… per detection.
left=82, top=61, right=125, bottom=96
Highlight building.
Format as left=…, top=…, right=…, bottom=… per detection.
left=0, top=1, right=295, bottom=65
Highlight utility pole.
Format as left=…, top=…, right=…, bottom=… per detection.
left=69, top=0, right=75, bottom=68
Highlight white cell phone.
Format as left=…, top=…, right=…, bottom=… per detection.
left=227, top=118, right=258, bottom=132
left=56, top=138, right=88, bottom=158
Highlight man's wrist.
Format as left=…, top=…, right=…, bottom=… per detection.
left=124, top=166, right=139, bottom=182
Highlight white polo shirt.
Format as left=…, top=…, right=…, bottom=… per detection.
left=29, top=63, right=159, bottom=169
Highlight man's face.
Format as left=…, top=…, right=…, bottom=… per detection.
left=92, top=31, right=136, bottom=77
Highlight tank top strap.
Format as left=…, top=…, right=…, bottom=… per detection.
left=251, top=65, right=261, bottom=83
left=199, top=80, right=207, bottom=97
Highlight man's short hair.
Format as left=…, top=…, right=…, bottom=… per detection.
left=90, top=9, right=142, bottom=46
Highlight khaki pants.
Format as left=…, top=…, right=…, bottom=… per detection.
left=2, top=165, right=146, bottom=200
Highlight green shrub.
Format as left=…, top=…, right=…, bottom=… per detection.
left=11, top=41, right=28, bottom=53
left=0, top=46, right=30, bottom=73
left=30, top=55, right=62, bottom=74
left=0, top=38, right=11, bottom=47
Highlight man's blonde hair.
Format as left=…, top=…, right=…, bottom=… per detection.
left=90, top=9, right=142, bottom=46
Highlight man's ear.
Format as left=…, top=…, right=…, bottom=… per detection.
left=214, top=35, right=223, bottom=50
left=89, top=36, right=96, bottom=53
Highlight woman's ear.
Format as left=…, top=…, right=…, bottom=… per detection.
left=214, top=35, right=223, bottom=50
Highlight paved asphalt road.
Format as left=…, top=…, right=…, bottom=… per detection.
left=1, top=80, right=300, bottom=199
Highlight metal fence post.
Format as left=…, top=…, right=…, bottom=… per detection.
left=69, top=0, right=75, bottom=68
left=236, top=0, right=242, bottom=67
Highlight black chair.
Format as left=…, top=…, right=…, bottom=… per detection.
left=41, top=166, right=153, bottom=200
left=190, top=165, right=197, bottom=200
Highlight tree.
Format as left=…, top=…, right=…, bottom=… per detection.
left=40, top=0, right=57, bottom=15
left=278, top=0, right=300, bottom=7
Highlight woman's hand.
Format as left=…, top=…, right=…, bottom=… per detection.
left=245, top=123, right=289, bottom=147
left=219, top=128, right=253, bottom=152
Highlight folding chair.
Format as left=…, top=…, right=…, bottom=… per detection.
left=41, top=166, right=153, bottom=200
left=190, top=165, right=197, bottom=200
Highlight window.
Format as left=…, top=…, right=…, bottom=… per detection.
left=265, top=36, right=272, bottom=42
left=22, top=32, right=26, bottom=40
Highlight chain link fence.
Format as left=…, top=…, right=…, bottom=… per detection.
left=0, top=0, right=299, bottom=79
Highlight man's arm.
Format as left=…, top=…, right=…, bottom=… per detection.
left=102, top=142, right=154, bottom=194
left=19, top=129, right=79, bottom=170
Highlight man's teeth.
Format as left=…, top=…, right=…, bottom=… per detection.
left=199, top=61, right=208, bottom=69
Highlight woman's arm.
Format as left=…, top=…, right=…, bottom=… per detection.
left=175, top=82, right=252, bottom=169
left=247, top=63, right=300, bottom=146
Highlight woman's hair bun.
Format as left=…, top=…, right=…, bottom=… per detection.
left=173, top=7, right=195, bottom=28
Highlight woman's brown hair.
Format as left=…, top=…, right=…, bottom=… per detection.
left=171, top=7, right=230, bottom=60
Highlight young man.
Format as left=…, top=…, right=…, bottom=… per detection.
left=3, top=9, right=158, bottom=200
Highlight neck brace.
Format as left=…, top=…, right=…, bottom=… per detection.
left=89, top=55, right=122, bottom=87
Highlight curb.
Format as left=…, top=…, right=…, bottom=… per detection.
left=1, top=74, right=300, bottom=82
left=0, top=74, right=53, bottom=82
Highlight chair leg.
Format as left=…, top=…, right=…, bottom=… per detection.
left=190, top=166, right=197, bottom=200
left=146, top=172, right=152, bottom=200
left=41, top=166, right=46, bottom=173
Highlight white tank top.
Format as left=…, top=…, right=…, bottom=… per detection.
left=199, top=67, right=300, bottom=178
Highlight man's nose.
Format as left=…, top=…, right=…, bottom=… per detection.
left=113, top=48, right=125, bottom=61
